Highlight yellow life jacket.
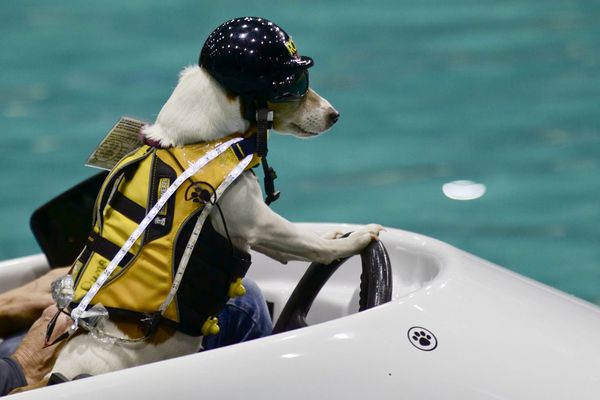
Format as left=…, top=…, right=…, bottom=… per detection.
left=70, top=135, right=261, bottom=336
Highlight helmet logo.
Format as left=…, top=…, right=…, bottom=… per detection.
left=285, top=39, right=298, bottom=57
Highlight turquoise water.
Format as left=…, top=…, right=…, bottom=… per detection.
left=1, top=1, right=599, bottom=302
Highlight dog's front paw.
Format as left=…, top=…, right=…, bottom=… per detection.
left=346, top=224, right=383, bottom=251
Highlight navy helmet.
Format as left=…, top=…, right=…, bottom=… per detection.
left=200, top=17, right=313, bottom=103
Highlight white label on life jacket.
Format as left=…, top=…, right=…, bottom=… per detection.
left=86, top=116, right=147, bottom=170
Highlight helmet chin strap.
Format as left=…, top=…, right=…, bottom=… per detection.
left=256, top=107, right=280, bottom=205
left=255, top=107, right=272, bottom=158
left=246, top=98, right=280, bottom=205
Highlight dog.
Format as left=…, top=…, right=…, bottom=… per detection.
left=48, top=64, right=382, bottom=380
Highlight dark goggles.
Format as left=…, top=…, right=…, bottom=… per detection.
left=269, top=70, right=309, bottom=102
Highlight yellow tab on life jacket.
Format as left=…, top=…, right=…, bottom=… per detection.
left=228, top=278, right=246, bottom=298
left=201, top=316, right=220, bottom=336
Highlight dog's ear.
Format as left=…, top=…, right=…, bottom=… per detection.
left=142, top=66, right=250, bottom=146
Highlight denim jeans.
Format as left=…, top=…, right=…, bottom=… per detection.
left=0, top=278, right=272, bottom=357
left=203, top=278, right=273, bottom=350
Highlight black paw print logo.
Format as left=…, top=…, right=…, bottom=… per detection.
left=184, top=183, right=213, bottom=204
left=413, top=331, right=432, bottom=346
left=408, top=327, right=438, bottom=351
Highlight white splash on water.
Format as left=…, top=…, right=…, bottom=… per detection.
left=442, top=180, right=486, bottom=200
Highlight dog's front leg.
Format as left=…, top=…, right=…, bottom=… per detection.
left=250, top=244, right=300, bottom=264
left=248, top=217, right=382, bottom=265
left=214, top=173, right=381, bottom=264
left=251, top=228, right=351, bottom=264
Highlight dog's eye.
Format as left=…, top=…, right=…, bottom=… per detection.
left=270, top=70, right=309, bottom=102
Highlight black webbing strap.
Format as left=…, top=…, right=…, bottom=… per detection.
left=84, top=231, right=135, bottom=268
left=256, top=108, right=272, bottom=157
left=108, top=191, right=146, bottom=224
left=254, top=108, right=279, bottom=204
left=262, top=158, right=280, bottom=205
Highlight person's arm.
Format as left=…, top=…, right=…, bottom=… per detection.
left=0, top=356, right=27, bottom=396
left=0, top=267, right=69, bottom=337
left=0, top=306, right=69, bottom=395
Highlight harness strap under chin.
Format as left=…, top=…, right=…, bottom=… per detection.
left=262, top=158, right=280, bottom=205
left=239, top=94, right=281, bottom=204
left=255, top=107, right=280, bottom=205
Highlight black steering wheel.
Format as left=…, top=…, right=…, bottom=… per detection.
left=272, top=238, right=393, bottom=334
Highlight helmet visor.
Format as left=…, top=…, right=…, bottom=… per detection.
left=270, top=70, right=309, bottom=102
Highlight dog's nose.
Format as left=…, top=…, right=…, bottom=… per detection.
left=329, top=111, right=340, bottom=125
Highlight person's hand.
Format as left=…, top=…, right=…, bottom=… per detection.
left=11, top=305, right=70, bottom=385
left=0, top=267, right=69, bottom=336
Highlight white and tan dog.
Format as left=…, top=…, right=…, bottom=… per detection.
left=50, top=65, right=382, bottom=380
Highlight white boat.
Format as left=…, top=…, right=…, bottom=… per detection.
left=2, top=222, right=600, bottom=399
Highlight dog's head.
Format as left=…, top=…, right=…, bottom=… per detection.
left=269, top=89, right=339, bottom=138
left=142, top=17, right=339, bottom=147
left=200, top=17, right=340, bottom=139
left=141, top=67, right=339, bottom=147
